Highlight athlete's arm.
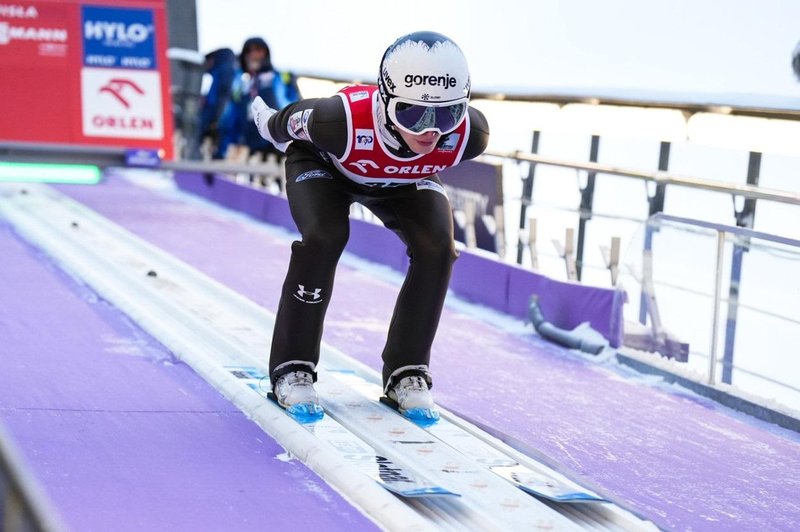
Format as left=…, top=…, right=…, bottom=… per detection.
left=461, top=107, right=490, bottom=160
left=265, top=97, right=488, bottom=160
left=267, top=96, right=349, bottom=158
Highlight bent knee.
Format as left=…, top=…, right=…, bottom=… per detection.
left=298, top=221, right=349, bottom=256
left=410, top=234, right=458, bottom=266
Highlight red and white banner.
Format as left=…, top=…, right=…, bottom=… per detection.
left=81, top=69, right=164, bottom=139
left=0, top=0, right=174, bottom=158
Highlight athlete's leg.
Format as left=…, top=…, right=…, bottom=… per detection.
left=269, top=152, right=352, bottom=383
left=363, top=178, right=458, bottom=390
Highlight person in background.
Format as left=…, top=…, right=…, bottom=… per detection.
left=793, top=40, right=800, bottom=81
left=251, top=31, right=490, bottom=424
left=231, top=37, right=301, bottom=162
left=197, top=47, right=237, bottom=160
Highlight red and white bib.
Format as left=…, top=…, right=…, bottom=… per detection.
left=331, top=85, right=468, bottom=186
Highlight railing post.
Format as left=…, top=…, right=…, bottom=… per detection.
left=517, top=131, right=540, bottom=265
left=600, top=236, right=621, bottom=286
left=722, top=151, right=761, bottom=384
left=552, top=228, right=578, bottom=281
left=576, top=135, right=599, bottom=281
left=463, top=200, right=478, bottom=249
left=494, top=204, right=506, bottom=258
left=650, top=141, right=671, bottom=215
left=709, top=230, right=727, bottom=385
left=527, top=217, right=539, bottom=270
left=640, top=141, right=671, bottom=324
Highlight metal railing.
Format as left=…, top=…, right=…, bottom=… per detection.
left=648, top=214, right=800, bottom=387
left=480, top=145, right=800, bottom=415
left=484, top=149, right=800, bottom=205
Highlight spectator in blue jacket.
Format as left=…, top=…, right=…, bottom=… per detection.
left=197, top=47, right=237, bottom=159
left=231, top=37, right=301, bottom=160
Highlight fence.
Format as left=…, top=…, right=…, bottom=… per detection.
left=479, top=143, right=800, bottom=414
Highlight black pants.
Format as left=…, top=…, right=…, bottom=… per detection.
left=269, top=147, right=458, bottom=389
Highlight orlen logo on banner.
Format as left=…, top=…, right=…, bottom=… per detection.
left=99, top=78, right=144, bottom=108
left=81, top=5, right=156, bottom=69
left=81, top=68, right=163, bottom=139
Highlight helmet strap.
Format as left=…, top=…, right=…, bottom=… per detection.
left=375, top=95, right=414, bottom=155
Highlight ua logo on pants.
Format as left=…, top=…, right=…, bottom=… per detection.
left=294, top=284, right=323, bottom=304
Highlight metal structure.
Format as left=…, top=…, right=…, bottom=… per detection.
left=485, top=146, right=799, bottom=373
left=646, top=214, right=800, bottom=386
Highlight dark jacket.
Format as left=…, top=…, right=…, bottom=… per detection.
left=198, top=47, right=236, bottom=156
left=232, top=37, right=301, bottom=155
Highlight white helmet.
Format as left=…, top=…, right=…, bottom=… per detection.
left=378, top=31, right=471, bottom=136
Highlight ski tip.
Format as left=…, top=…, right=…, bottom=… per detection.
left=379, top=396, right=440, bottom=427
left=402, top=407, right=440, bottom=428
left=266, top=392, right=324, bottom=424
left=397, top=486, right=461, bottom=498
left=286, top=402, right=325, bottom=424
left=516, top=485, right=608, bottom=503
left=550, top=492, right=608, bottom=503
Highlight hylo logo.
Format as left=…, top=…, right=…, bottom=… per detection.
left=84, top=20, right=153, bottom=43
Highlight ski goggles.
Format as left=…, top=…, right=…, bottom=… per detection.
left=387, top=97, right=468, bottom=135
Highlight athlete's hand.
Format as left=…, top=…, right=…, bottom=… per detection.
left=251, top=96, right=289, bottom=152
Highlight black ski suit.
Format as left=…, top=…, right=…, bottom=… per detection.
left=264, top=84, right=490, bottom=391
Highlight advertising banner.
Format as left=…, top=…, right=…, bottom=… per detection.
left=439, top=160, right=505, bottom=253
left=0, top=0, right=173, bottom=158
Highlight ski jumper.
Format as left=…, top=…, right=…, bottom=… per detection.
left=266, top=84, right=490, bottom=390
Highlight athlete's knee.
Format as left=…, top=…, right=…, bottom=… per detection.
left=411, top=233, right=457, bottom=268
left=298, top=220, right=349, bottom=258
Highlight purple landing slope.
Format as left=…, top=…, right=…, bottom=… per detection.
left=0, top=218, right=377, bottom=531
left=49, top=175, right=800, bottom=532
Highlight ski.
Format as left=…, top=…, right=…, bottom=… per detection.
left=489, top=464, right=607, bottom=502
left=225, top=366, right=459, bottom=498
left=324, top=368, right=607, bottom=504
left=308, top=368, right=587, bottom=529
